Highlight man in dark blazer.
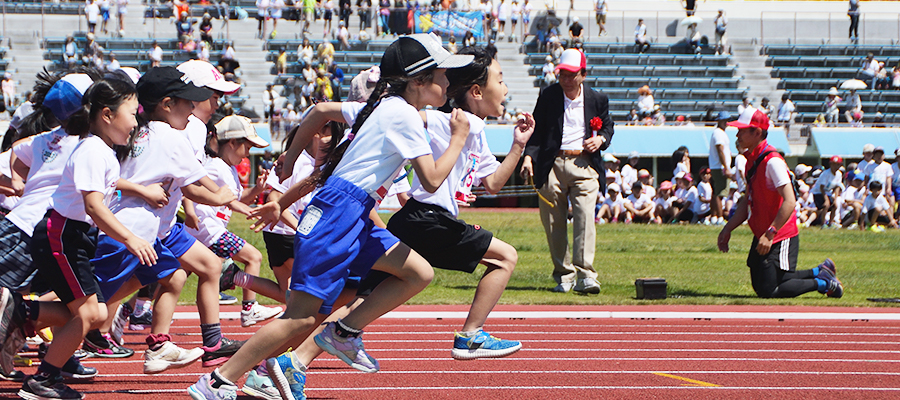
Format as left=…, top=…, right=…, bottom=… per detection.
left=520, top=48, right=614, bottom=294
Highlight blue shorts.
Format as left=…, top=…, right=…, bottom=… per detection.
left=92, top=235, right=181, bottom=300
left=162, top=223, right=196, bottom=258
left=291, top=177, right=399, bottom=314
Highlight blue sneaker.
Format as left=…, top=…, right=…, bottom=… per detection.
left=187, top=372, right=237, bottom=400
left=817, top=258, right=836, bottom=280
left=218, top=292, right=238, bottom=305
left=241, top=367, right=281, bottom=400
left=266, top=351, right=306, bottom=400
left=451, top=329, right=522, bottom=360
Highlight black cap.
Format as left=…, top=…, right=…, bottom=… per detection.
left=380, top=34, right=473, bottom=78
left=137, top=66, right=212, bottom=104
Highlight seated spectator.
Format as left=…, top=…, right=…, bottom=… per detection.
left=893, top=64, right=900, bottom=90
left=672, top=172, right=699, bottom=223
left=634, top=18, right=650, bottom=53
left=64, top=36, right=78, bottom=69
left=180, top=35, right=197, bottom=52
left=200, top=13, right=214, bottom=43
left=298, top=38, right=314, bottom=67
left=637, top=85, right=654, bottom=118
left=638, top=169, right=655, bottom=198
left=696, top=167, right=713, bottom=224
left=776, top=93, right=795, bottom=127
left=596, top=183, right=625, bottom=224
left=684, top=116, right=696, bottom=127
left=654, top=180, right=676, bottom=223
left=863, top=180, right=897, bottom=231
left=542, top=55, right=556, bottom=86
left=568, top=17, right=584, bottom=48
left=549, top=36, right=563, bottom=62
left=844, top=88, right=861, bottom=123
left=275, top=47, right=288, bottom=74
left=814, top=113, right=826, bottom=127
left=624, top=182, right=655, bottom=223
left=603, top=153, right=621, bottom=186
left=851, top=111, right=864, bottom=127
left=176, top=11, right=196, bottom=38
left=674, top=115, right=686, bottom=126
left=336, top=20, right=350, bottom=50
left=106, top=52, right=120, bottom=71
left=824, top=87, right=841, bottom=126
left=686, top=22, right=701, bottom=54
left=875, top=62, right=890, bottom=90
left=317, top=40, right=335, bottom=65
left=840, top=174, right=865, bottom=229
left=302, top=62, right=317, bottom=83
left=723, top=181, right=740, bottom=220
left=873, top=112, right=885, bottom=128
left=810, top=155, right=843, bottom=227
left=860, top=52, right=879, bottom=89
left=148, top=40, right=163, bottom=67
left=651, top=105, right=665, bottom=126
left=627, top=109, right=639, bottom=125
left=737, top=97, right=751, bottom=115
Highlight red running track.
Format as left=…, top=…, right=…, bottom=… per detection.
left=2, top=305, right=899, bottom=400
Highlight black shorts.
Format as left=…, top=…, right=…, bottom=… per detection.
left=867, top=209, right=892, bottom=224
left=31, top=210, right=103, bottom=304
left=813, top=193, right=831, bottom=209
left=263, top=231, right=294, bottom=268
left=747, top=235, right=798, bottom=273
left=676, top=208, right=695, bottom=222
left=356, top=199, right=493, bottom=296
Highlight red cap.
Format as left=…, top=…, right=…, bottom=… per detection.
left=555, top=49, right=586, bottom=73
left=728, top=107, right=769, bottom=130
left=830, top=155, right=843, bottom=164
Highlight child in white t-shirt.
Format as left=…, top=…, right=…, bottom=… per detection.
left=673, top=172, right=699, bottom=223
left=863, top=180, right=897, bottom=231
left=190, top=34, right=475, bottom=397
left=624, top=181, right=654, bottom=223
left=27, top=79, right=154, bottom=399
left=696, top=167, right=713, bottom=224
left=654, top=180, right=675, bottom=224
left=187, top=116, right=285, bottom=328
left=596, top=183, right=625, bottom=223
left=840, top=175, right=865, bottom=229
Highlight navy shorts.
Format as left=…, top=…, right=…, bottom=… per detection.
left=0, top=218, right=37, bottom=291
left=92, top=235, right=181, bottom=301
left=291, top=177, right=399, bottom=314
left=31, top=210, right=103, bottom=304
left=162, top=222, right=196, bottom=258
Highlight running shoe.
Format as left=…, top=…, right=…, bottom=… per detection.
left=0, top=288, right=25, bottom=382
left=573, top=277, right=601, bottom=294
left=241, top=303, right=284, bottom=327
left=817, top=258, right=837, bottom=281
left=242, top=366, right=283, bottom=400
left=129, top=310, right=153, bottom=331
left=82, top=333, right=134, bottom=358
left=826, top=277, right=844, bottom=298
left=19, top=374, right=83, bottom=400
left=451, top=329, right=522, bottom=360
left=110, top=303, right=132, bottom=346
left=266, top=350, right=306, bottom=400
left=201, top=337, right=245, bottom=367
left=314, top=321, right=379, bottom=373
left=187, top=372, right=237, bottom=400
left=220, top=260, right=238, bottom=292
left=218, top=292, right=239, bottom=305
left=144, top=340, right=204, bottom=374
left=60, top=356, right=98, bottom=379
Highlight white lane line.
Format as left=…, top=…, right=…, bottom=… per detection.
left=77, top=356, right=900, bottom=364
left=307, top=385, right=900, bottom=391
left=173, top=311, right=900, bottom=321
left=74, top=370, right=900, bottom=378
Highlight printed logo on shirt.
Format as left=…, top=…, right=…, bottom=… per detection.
left=297, top=205, right=322, bottom=235
left=130, top=127, right=151, bottom=158
left=458, top=152, right=481, bottom=196
left=41, top=150, right=58, bottom=163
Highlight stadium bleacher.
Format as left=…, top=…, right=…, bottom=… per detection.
left=1, top=1, right=82, bottom=15
left=265, top=39, right=393, bottom=95
left=524, top=42, right=745, bottom=121
left=764, top=44, right=900, bottom=124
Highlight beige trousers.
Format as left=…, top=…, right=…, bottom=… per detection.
left=538, top=154, right=600, bottom=284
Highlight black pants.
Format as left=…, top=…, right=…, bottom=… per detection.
left=747, top=236, right=818, bottom=298
left=634, top=40, right=650, bottom=53
left=849, top=14, right=859, bottom=38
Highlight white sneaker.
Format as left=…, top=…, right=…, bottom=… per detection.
left=241, top=303, right=284, bottom=327
left=573, top=277, right=601, bottom=294
left=551, top=282, right=574, bottom=293
left=110, top=304, right=130, bottom=346
left=143, top=341, right=204, bottom=374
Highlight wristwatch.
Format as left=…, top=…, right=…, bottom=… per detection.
left=766, top=226, right=778, bottom=237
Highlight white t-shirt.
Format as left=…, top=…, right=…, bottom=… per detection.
left=620, top=164, right=637, bottom=192
left=149, top=46, right=163, bottom=62
left=672, top=162, right=689, bottom=185
left=857, top=158, right=873, bottom=174
left=8, top=128, right=80, bottom=236
left=655, top=194, right=675, bottom=210
left=602, top=192, right=625, bottom=210
left=410, top=110, right=499, bottom=216
left=263, top=151, right=316, bottom=236
left=186, top=157, right=241, bottom=246
left=863, top=193, right=890, bottom=214
left=86, top=3, right=100, bottom=23
left=777, top=100, right=795, bottom=121
left=733, top=154, right=747, bottom=192
left=696, top=181, right=712, bottom=214
left=683, top=186, right=700, bottom=214
left=810, top=168, right=842, bottom=195
left=760, top=157, right=792, bottom=192
left=330, top=96, right=432, bottom=199
left=185, top=115, right=208, bottom=161
left=49, top=136, right=119, bottom=225
left=709, top=128, right=731, bottom=170
left=840, top=185, right=865, bottom=217
left=864, top=160, right=893, bottom=185
left=109, top=122, right=207, bottom=242
left=0, top=151, right=19, bottom=211
left=626, top=192, right=652, bottom=209
left=560, top=87, right=585, bottom=151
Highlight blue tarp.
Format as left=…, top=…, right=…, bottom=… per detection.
left=811, top=128, right=900, bottom=158
left=483, top=125, right=791, bottom=157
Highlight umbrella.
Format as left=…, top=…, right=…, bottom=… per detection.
left=529, top=11, right=562, bottom=35
left=839, top=79, right=867, bottom=90
left=680, top=16, right=703, bottom=26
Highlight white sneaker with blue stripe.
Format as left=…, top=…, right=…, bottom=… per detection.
left=451, top=329, right=522, bottom=360
left=266, top=350, right=306, bottom=400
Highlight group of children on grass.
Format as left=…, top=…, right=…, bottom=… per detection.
left=0, top=32, right=533, bottom=400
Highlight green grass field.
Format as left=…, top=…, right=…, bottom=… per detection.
left=182, top=210, right=900, bottom=308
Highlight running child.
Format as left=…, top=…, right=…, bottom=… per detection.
left=188, top=33, right=474, bottom=400
left=22, top=78, right=156, bottom=400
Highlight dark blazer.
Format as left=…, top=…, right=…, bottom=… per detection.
left=525, top=83, right=615, bottom=190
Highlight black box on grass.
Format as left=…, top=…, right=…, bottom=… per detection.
left=635, top=278, right=667, bottom=300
